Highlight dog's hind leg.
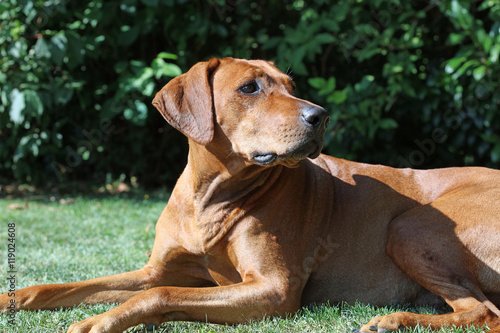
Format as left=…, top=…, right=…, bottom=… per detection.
left=359, top=204, right=500, bottom=332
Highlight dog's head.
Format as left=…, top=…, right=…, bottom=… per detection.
left=153, top=58, right=329, bottom=167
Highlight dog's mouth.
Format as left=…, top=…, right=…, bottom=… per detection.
left=253, top=153, right=279, bottom=165
left=251, top=141, right=323, bottom=166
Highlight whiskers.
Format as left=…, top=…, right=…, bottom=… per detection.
left=225, top=148, right=235, bottom=159
left=285, top=66, right=294, bottom=80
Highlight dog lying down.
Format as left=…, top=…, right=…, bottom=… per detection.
left=1, top=57, right=500, bottom=333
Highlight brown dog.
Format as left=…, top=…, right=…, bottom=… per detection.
left=2, top=57, right=500, bottom=333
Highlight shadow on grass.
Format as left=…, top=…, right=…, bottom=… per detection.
left=0, top=180, right=172, bottom=204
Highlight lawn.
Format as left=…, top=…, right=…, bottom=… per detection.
left=0, top=195, right=489, bottom=333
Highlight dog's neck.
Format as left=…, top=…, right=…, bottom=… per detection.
left=185, top=140, right=284, bottom=252
left=187, top=140, right=283, bottom=208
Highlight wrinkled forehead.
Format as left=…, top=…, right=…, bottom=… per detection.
left=214, top=58, right=295, bottom=92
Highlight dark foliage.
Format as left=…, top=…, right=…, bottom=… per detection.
left=1, top=0, right=499, bottom=189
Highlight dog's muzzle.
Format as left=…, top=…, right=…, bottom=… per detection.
left=251, top=106, right=329, bottom=166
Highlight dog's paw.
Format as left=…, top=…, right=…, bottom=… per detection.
left=369, top=326, right=393, bottom=333
left=67, top=314, right=119, bottom=333
left=0, top=292, right=12, bottom=312
left=353, top=325, right=393, bottom=333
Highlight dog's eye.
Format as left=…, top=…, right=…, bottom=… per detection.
left=239, top=81, right=260, bottom=94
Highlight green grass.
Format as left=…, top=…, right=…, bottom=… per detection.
left=0, top=196, right=489, bottom=333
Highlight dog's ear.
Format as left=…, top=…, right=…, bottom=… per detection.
left=152, top=58, right=220, bottom=145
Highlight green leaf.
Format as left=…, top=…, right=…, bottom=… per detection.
left=314, top=33, right=336, bottom=44
left=308, top=77, right=326, bottom=89
left=490, top=44, right=500, bottom=63
left=327, top=89, right=348, bottom=104
left=50, top=33, right=68, bottom=66
left=9, top=89, right=25, bottom=124
left=331, top=1, right=349, bottom=21
left=473, top=66, right=486, bottom=81
left=446, top=32, right=466, bottom=45
left=124, top=108, right=134, bottom=121
left=118, top=25, right=140, bottom=46
left=66, top=31, right=85, bottom=69
left=452, top=59, right=478, bottom=79
left=479, top=0, right=496, bottom=10
left=379, top=118, right=398, bottom=130
left=451, top=0, right=474, bottom=29
left=491, top=143, right=500, bottom=163
left=8, top=40, right=25, bottom=59
left=357, top=46, right=382, bottom=62
left=476, top=28, right=491, bottom=52
left=152, top=58, right=182, bottom=79
left=355, top=75, right=375, bottom=92
left=24, top=90, right=44, bottom=116
left=68, top=20, right=83, bottom=30
left=143, top=81, right=155, bottom=96
left=132, top=67, right=154, bottom=91
left=355, top=23, right=379, bottom=36
left=124, top=101, right=148, bottom=125
left=156, top=52, right=178, bottom=60
left=135, top=100, right=148, bottom=119
left=481, top=133, right=500, bottom=143
left=319, top=77, right=336, bottom=95
left=444, top=57, right=466, bottom=74
left=34, top=38, right=51, bottom=59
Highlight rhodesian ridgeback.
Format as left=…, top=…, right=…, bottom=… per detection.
left=2, top=57, right=500, bottom=332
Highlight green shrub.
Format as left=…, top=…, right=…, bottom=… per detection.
left=269, top=0, right=500, bottom=168
left=1, top=0, right=499, bottom=188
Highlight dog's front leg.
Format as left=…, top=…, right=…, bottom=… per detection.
left=0, top=265, right=159, bottom=311
left=67, top=277, right=296, bottom=333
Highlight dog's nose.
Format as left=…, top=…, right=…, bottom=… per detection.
left=301, top=106, right=329, bottom=128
